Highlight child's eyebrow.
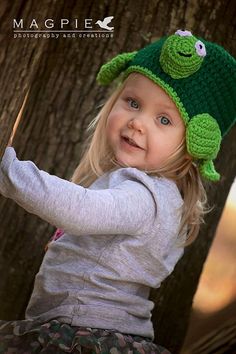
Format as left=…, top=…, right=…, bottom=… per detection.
left=122, top=88, right=137, bottom=96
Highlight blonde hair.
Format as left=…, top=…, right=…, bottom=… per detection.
left=70, top=74, right=212, bottom=247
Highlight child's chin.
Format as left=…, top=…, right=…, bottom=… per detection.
left=118, top=158, right=143, bottom=170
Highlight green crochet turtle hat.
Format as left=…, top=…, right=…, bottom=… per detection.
left=96, top=29, right=236, bottom=182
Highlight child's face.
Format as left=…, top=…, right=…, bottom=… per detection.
left=106, top=73, right=185, bottom=171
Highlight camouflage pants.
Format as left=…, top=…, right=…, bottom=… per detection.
left=0, top=319, right=171, bottom=354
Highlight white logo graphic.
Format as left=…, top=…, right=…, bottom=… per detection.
left=95, top=16, right=114, bottom=31
left=12, top=16, right=114, bottom=39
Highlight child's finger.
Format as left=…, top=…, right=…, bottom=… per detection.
left=6, top=88, right=30, bottom=147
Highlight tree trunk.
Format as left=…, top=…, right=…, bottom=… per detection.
left=0, top=1, right=53, bottom=156
left=0, top=1, right=235, bottom=353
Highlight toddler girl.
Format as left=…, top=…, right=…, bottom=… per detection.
left=0, top=29, right=235, bottom=353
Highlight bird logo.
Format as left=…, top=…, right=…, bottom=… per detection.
left=95, top=16, right=114, bottom=31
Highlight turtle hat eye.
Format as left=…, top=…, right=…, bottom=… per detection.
left=195, top=40, right=206, bottom=57
left=175, top=29, right=192, bottom=37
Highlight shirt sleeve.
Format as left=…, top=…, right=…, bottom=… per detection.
left=0, top=147, right=156, bottom=236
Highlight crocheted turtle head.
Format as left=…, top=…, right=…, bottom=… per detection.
left=96, top=29, right=236, bottom=182
left=160, top=29, right=206, bottom=79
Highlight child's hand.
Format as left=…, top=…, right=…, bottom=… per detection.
left=6, top=89, right=30, bottom=148
left=7, top=133, right=13, bottom=147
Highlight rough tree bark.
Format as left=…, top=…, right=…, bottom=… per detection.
left=0, top=0, right=235, bottom=353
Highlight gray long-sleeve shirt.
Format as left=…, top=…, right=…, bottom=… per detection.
left=0, top=147, right=186, bottom=339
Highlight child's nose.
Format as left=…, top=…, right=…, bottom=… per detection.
left=127, top=117, right=146, bottom=133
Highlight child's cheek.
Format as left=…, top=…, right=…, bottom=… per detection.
left=106, top=112, right=119, bottom=143
left=107, top=109, right=123, bottom=130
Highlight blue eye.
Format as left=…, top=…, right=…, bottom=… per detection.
left=127, top=98, right=139, bottom=109
left=158, top=116, right=171, bottom=125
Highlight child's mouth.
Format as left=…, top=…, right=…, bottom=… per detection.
left=121, top=136, right=143, bottom=149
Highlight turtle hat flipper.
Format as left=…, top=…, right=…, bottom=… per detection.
left=96, top=51, right=137, bottom=85
left=199, top=160, right=220, bottom=182
left=186, top=113, right=222, bottom=182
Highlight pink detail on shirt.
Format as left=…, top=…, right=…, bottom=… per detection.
left=51, top=228, right=64, bottom=241
left=45, top=228, right=64, bottom=252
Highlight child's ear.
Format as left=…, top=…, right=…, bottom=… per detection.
left=96, top=51, right=137, bottom=85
